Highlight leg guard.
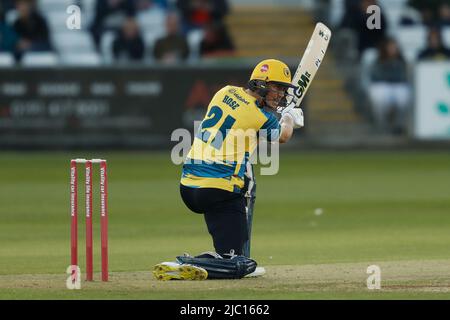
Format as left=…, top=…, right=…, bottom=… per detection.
left=176, top=253, right=257, bottom=279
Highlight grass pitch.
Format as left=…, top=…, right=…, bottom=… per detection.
left=0, top=150, right=449, bottom=299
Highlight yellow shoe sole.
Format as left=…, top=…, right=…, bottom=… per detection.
left=153, top=263, right=208, bottom=281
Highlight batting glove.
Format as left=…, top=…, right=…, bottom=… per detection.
left=281, top=105, right=304, bottom=129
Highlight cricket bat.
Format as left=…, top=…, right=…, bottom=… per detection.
left=284, top=22, right=332, bottom=113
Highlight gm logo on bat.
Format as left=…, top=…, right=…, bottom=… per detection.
left=295, top=71, right=311, bottom=100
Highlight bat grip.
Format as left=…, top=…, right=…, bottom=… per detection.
left=281, top=101, right=297, bottom=115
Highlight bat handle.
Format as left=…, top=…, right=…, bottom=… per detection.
left=281, top=101, right=296, bottom=115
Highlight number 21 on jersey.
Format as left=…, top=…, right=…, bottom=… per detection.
left=196, top=106, right=236, bottom=149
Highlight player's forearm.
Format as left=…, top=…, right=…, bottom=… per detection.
left=279, top=115, right=294, bottom=144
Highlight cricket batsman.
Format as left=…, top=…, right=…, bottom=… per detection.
left=154, top=59, right=304, bottom=280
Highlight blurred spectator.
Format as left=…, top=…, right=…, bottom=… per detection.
left=0, top=21, right=17, bottom=53
left=368, top=38, right=411, bottom=134
left=438, top=3, right=450, bottom=26
left=176, top=0, right=229, bottom=34
left=1, top=0, right=15, bottom=13
left=153, top=12, right=190, bottom=63
left=135, top=0, right=169, bottom=11
left=199, top=21, right=234, bottom=58
left=342, top=0, right=362, bottom=20
left=340, top=0, right=387, bottom=55
left=13, top=0, right=51, bottom=59
left=0, top=2, right=18, bottom=54
left=407, top=0, right=450, bottom=26
left=413, top=6, right=434, bottom=26
left=90, top=0, right=136, bottom=49
left=112, top=17, right=144, bottom=62
left=418, top=27, right=450, bottom=60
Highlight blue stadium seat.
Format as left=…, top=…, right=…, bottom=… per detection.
left=22, top=52, right=59, bottom=67
left=136, top=7, right=166, bottom=35
left=395, top=26, right=427, bottom=62
left=38, top=0, right=76, bottom=13
left=187, top=29, right=204, bottom=61
left=100, top=31, right=116, bottom=65
left=441, top=27, right=450, bottom=48
left=360, top=48, right=378, bottom=92
left=0, top=53, right=15, bottom=67
left=52, top=31, right=95, bottom=54
left=60, top=52, right=102, bottom=66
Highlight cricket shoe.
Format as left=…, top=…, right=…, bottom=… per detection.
left=153, top=262, right=208, bottom=281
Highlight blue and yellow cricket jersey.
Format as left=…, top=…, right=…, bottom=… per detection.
left=181, top=85, right=280, bottom=193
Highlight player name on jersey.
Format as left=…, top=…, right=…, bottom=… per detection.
left=222, top=95, right=240, bottom=110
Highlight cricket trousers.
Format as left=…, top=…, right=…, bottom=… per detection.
left=180, top=184, right=249, bottom=256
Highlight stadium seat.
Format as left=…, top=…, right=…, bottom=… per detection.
left=45, top=3, right=94, bottom=31
left=187, top=29, right=204, bottom=60
left=383, top=7, right=404, bottom=30
left=100, top=31, right=116, bottom=65
left=22, top=52, right=59, bottom=67
left=441, top=27, right=450, bottom=48
left=328, top=0, right=345, bottom=28
left=38, top=0, right=76, bottom=13
left=138, top=9, right=179, bottom=62
left=52, top=31, right=95, bottom=54
left=5, top=9, right=18, bottom=25
left=46, top=11, right=71, bottom=32
left=0, top=52, right=15, bottom=67
left=395, top=26, right=427, bottom=62
left=60, top=52, right=102, bottom=66
left=359, top=48, right=378, bottom=92
left=377, top=0, right=408, bottom=9
left=80, top=0, right=97, bottom=27
left=143, top=32, right=166, bottom=58
left=136, top=8, right=166, bottom=35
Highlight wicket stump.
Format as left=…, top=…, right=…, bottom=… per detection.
left=70, top=158, right=109, bottom=281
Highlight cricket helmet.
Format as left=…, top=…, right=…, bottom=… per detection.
left=248, top=59, right=296, bottom=108
left=249, top=59, right=294, bottom=87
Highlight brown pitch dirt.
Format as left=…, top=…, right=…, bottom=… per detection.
left=1, top=259, right=450, bottom=299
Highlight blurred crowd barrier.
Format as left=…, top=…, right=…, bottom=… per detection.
left=0, top=65, right=249, bottom=149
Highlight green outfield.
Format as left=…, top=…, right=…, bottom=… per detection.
left=0, top=150, right=450, bottom=299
